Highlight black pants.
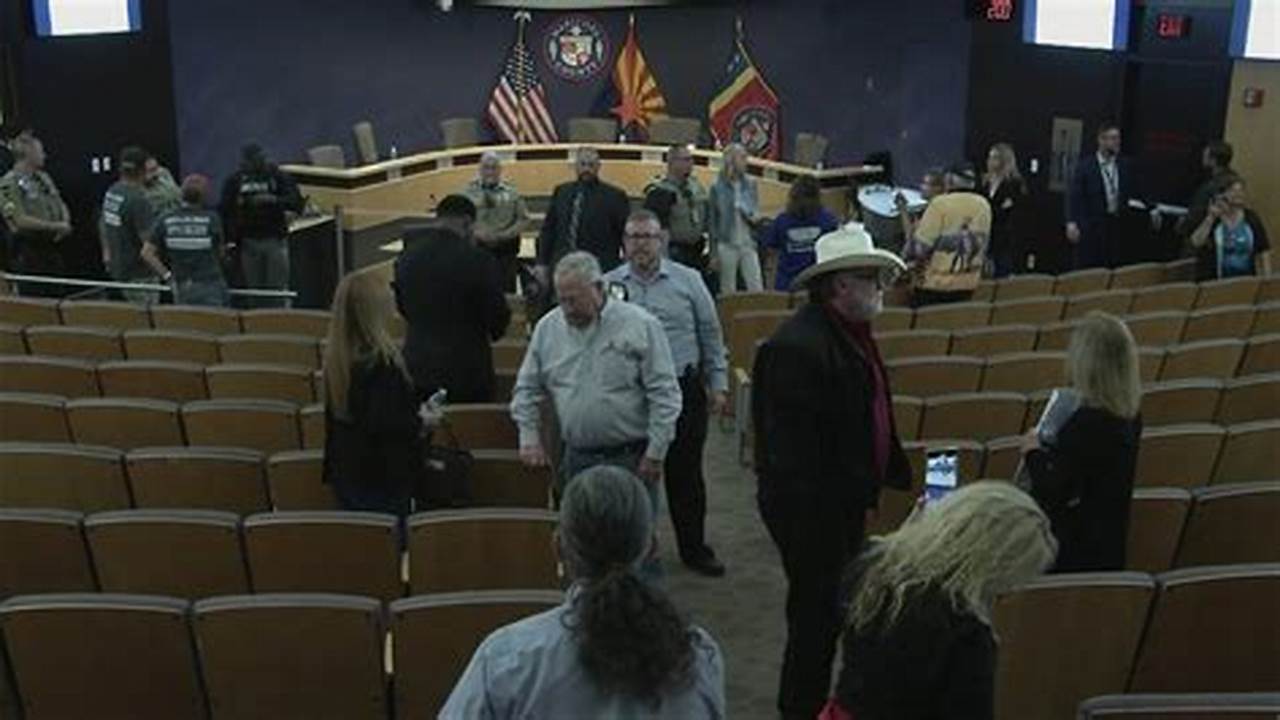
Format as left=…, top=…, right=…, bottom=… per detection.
left=759, top=493, right=866, bottom=719
left=485, top=241, right=518, bottom=293
left=664, top=372, right=710, bottom=561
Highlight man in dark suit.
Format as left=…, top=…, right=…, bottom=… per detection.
left=394, top=194, right=511, bottom=403
left=536, top=147, right=630, bottom=277
left=1065, top=122, right=1146, bottom=269
left=753, top=224, right=913, bottom=719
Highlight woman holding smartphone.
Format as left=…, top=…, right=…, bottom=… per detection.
left=1190, top=176, right=1272, bottom=280
left=1021, top=312, right=1142, bottom=573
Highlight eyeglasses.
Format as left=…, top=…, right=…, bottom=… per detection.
left=625, top=232, right=663, bottom=242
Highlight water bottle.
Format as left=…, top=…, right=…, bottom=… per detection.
left=389, top=144, right=399, bottom=160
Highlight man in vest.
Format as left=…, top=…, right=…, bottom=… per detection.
left=644, top=144, right=710, bottom=274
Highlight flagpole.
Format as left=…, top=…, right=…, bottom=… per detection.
left=514, top=10, right=530, bottom=145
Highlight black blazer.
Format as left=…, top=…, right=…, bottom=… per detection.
left=984, top=176, right=1026, bottom=255
left=1065, top=153, right=1139, bottom=236
left=322, top=358, right=424, bottom=515
left=393, top=226, right=511, bottom=402
left=1027, top=406, right=1142, bottom=573
left=536, top=179, right=630, bottom=270
left=752, top=303, right=912, bottom=512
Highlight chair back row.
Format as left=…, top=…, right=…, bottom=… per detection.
left=0, top=299, right=333, bottom=336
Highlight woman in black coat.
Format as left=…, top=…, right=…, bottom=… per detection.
left=983, top=142, right=1027, bottom=278
left=1022, top=312, right=1143, bottom=572
left=322, top=269, right=425, bottom=516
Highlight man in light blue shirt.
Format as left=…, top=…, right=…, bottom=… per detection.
left=604, top=209, right=730, bottom=577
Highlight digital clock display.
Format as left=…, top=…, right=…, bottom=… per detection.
left=1156, top=13, right=1191, bottom=39
left=968, top=0, right=1016, bottom=22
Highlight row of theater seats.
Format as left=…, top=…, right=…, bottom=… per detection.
left=0, top=299, right=334, bottom=336
left=1075, top=694, right=1280, bottom=719
left=0, top=443, right=547, bottom=515
left=0, top=588, right=562, bottom=719
left=0, top=507, right=557, bottom=600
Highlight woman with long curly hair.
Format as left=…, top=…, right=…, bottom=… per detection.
left=441, top=465, right=725, bottom=718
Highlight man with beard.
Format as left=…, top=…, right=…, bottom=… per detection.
left=536, top=147, right=630, bottom=274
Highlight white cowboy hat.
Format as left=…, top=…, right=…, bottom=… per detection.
left=790, top=222, right=907, bottom=290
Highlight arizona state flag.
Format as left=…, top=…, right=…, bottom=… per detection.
left=593, top=15, right=667, bottom=141
left=708, top=24, right=780, bottom=159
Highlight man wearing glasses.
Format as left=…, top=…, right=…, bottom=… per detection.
left=603, top=209, right=729, bottom=578
left=463, top=151, right=529, bottom=293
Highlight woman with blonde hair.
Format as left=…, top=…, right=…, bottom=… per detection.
left=826, top=481, right=1057, bottom=720
left=983, top=141, right=1027, bottom=277
left=1022, top=311, right=1142, bottom=572
left=708, top=143, right=766, bottom=294
left=322, top=269, right=424, bottom=515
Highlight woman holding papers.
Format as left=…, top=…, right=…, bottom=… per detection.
left=1021, top=312, right=1142, bottom=572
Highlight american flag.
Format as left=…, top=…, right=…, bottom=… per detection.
left=488, top=14, right=558, bottom=144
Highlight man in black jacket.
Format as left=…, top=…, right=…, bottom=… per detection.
left=536, top=147, right=630, bottom=276
left=394, top=195, right=511, bottom=403
left=752, top=223, right=913, bottom=720
left=219, top=143, right=304, bottom=307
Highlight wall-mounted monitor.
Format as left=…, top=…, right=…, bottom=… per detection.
left=1231, top=0, right=1279, bottom=61
left=1022, top=0, right=1130, bottom=51
left=32, top=0, right=142, bottom=38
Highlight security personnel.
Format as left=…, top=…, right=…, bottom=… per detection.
left=100, top=146, right=159, bottom=304
left=463, top=151, right=529, bottom=292
left=143, top=154, right=184, bottom=217
left=644, top=144, right=710, bottom=272
left=220, top=143, right=303, bottom=308
left=0, top=132, right=72, bottom=296
left=141, top=174, right=229, bottom=307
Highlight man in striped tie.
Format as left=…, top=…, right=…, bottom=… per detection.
left=536, top=147, right=630, bottom=282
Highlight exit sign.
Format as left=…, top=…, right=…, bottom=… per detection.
left=1155, top=13, right=1192, bottom=39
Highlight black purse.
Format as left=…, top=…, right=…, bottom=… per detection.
left=416, top=421, right=474, bottom=510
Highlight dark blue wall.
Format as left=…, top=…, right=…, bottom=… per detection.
left=168, top=0, right=971, bottom=191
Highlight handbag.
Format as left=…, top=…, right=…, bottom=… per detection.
left=416, top=420, right=474, bottom=510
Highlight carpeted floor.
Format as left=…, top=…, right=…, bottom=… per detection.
left=656, top=422, right=787, bottom=720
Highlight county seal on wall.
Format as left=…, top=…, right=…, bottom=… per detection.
left=730, top=106, right=778, bottom=157
left=544, top=15, right=609, bottom=83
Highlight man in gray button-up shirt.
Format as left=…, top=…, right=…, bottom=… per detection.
left=603, top=208, right=730, bottom=577
left=511, top=251, right=682, bottom=501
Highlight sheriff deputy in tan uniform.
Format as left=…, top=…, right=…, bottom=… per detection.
left=463, top=150, right=530, bottom=293
left=0, top=132, right=72, bottom=296
left=644, top=144, right=710, bottom=273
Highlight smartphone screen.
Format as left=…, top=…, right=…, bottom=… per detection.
left=924, top=449, right=960, bottom=505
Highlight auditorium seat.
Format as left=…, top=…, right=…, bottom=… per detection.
left=982, top=436, right=1023, bottom=481
left=0, top=594, right=205, bottom=719
left=389, top=590, right=564, bottom=719
left=0, top=322, right=24, bottom=354
left=950, top=325, right=1038, bottom=357
left=352, top=120, right=379, bottom=164
left=891, top=396, right=923, bottom=441
left=246, top=511, right=399, bottom=601
left=58, top=300, right=150, bottom=330
left=1195, top=276, right=1260, bottom=308
left=567, top=117, right=618, bottom=143
left=1138, top=347, right=1167, bottom=384
left=1260, top=275, right=1280, bottom=304
left=1212, top=420, right=1280, bottom=485
left=1159, top=339, right=1244, bottom=381
left=1129, top=564, right=1280, bottom=693
left=122, top=328, right=221, bottom=364
left=1217, top=374, right=1280, bottom=425
left=23, top=325, right=123, bottom=362
left=0, top=393, right=68, bottom=443
left=307, top=144, right=347, bottom=168
left=240, top=308, right=331, bottom=338
left=442, top=403, right=518, bottom=450
left=1163, top=257, right=1199, bottom=283
left=267, top=449, right=336, bottom=511
left=1108, top=262, right=1166, bottom=290
left=912, top=302, right=992, bottom=332
left=1252, top=301, right=1280, bottom=335
left=493, top=368, right=517, bottom=403
left=1127, top=487, right=1192, bottom=573
left=0, top=443, right=128, bottom=512
left=982, top=352, right=1065, bottom=394
left=65, top=397, right=184, bottom=450
left=491, top=339, right=528, bottom=370
left=408, top=509, right=559, bottom=594
left=1181, top=305, right=1257, bottom=343
left=992, top=273, right=1055, bottom=301
left=150, top=304, right=241, bottom=334
left=793, top=132, right=829, bottom=168
left=875, top=329, right=950, bottom=360
left=96, top=360, right=209, bottom=402
left=1176, top=483, right=1280, bottom=567
left=299, top=403, right=325, bottom=449
left=193, top=593, right=388, bottom=720
left=126, top=446, right=269, bottom=514
left=887, top=356, right=984, bottom=397
left=728, top=310, right=790, bottom=368
left=0, top=509, right=95, bottom=597
left=1063, top=289, right=1133, bottom=320
left=648, top=116, right=701, bottom=145
left=921, top=392, right=1027, bottom=441
left=1078, top=693, right=1280, bottom=719
left=972, top=280, right=996, bottom=303
left=1129, top=282, right=1199, bottom=314
left=1035, top=320, right=1079, bottom=352
left=989, top=297, right=1065, bottom=327
left=1140, top=379, right=1223, bottom=427
left=1134, top=424, right=1225, bottom=488
left=873, top=306, right=913, bottom=332
left=469, top=449, right=552, bottom=509
left=440, top=118, right=480, bottom=148
left=992, top=572, right=1155, bottom=720
left=1053, top=268, right=1111, bottom=296
left=85, top=509, right=249, bottom=598
left=1026, top=388, right=1053, bottom=427
left=1239, top=333, right=1280, bottom=376
left=0, top=356, right=97, bottom=397
left=0, top=296, right=60, bottom=326
left=218, top=333, right=320, bottom=369
left=205, top=363, right=315, bottom=404
left=1124, top=311, right=1187, bottom=347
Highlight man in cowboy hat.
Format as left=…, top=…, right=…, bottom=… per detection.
left=752, top=223, right=914, bottom=719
